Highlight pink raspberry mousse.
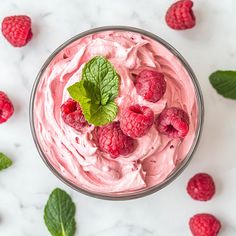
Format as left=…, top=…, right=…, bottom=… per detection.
left=33, top=30, right=198, bottom=194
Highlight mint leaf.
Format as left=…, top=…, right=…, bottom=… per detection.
left=44, top=188, right=76, bottom=236
left=89, top=101, right=118, bottom=126
left=82, top=56, right=119, bottom=104
left=209, top=70, right=236, bottom=99
left=68, top=80, right=118, bottom=126
left=0, top=152, right=12, bottom=171
left=68, top=56, right=119, bottom=126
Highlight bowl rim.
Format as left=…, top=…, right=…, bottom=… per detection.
left=29, top=25, right=204, bottom=200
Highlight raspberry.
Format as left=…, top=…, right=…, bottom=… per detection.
left=0, top=91, right=14, bottom=124
left=187, top=173, right=216, bottom=201
left=1, top=15, right=32, bottom=47
left=165, top=0, right=196, bottom=30
left=189, top=213, right=221, bottom=236
left=61, top=98, right=89, bottom=132
left=155, top=107, right=189, bottom=139
left=95, top=122, right=135, bottom=158
left=135, top=69, right=166, bottom=103
left=120, top=104, right=154, bottom=138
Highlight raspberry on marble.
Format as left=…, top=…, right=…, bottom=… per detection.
left=2, top=15, right=32, bottom=47
left=165, top=0, right=195, bottom=30
left=189, top=213, right=221, bottom=236
left=187, top=173, right=216, bottom=201
left=0, top=91, right=14, bottom=124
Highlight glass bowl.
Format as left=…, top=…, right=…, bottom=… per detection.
left=30, top=26, right=204, bottom=200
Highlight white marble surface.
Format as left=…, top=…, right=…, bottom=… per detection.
left=0, top=0, right=236, bottom=235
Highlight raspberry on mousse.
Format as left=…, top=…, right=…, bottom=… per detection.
left=155, top=107, right=189, bottom=139
left=120, top=104, right=154, bottom=139
left=61, top=98, right=89, bottom=132
left=95, top=121, right=135, bottom=158
left=135, top=69, right=166, bottom=103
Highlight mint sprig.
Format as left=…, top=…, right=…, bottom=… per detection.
left=44, top=188, right=76, bottom=236
left=68, top=56, right=119, bottom=126
left=209, top=70, right=236, bottom=99
left=0, top=152, right=12, bottom=171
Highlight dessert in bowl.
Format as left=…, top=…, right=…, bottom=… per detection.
left=30, top=26, right=203, bottom=200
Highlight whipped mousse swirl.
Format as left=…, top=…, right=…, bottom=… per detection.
left=34, top=31, right=198, bottom=194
